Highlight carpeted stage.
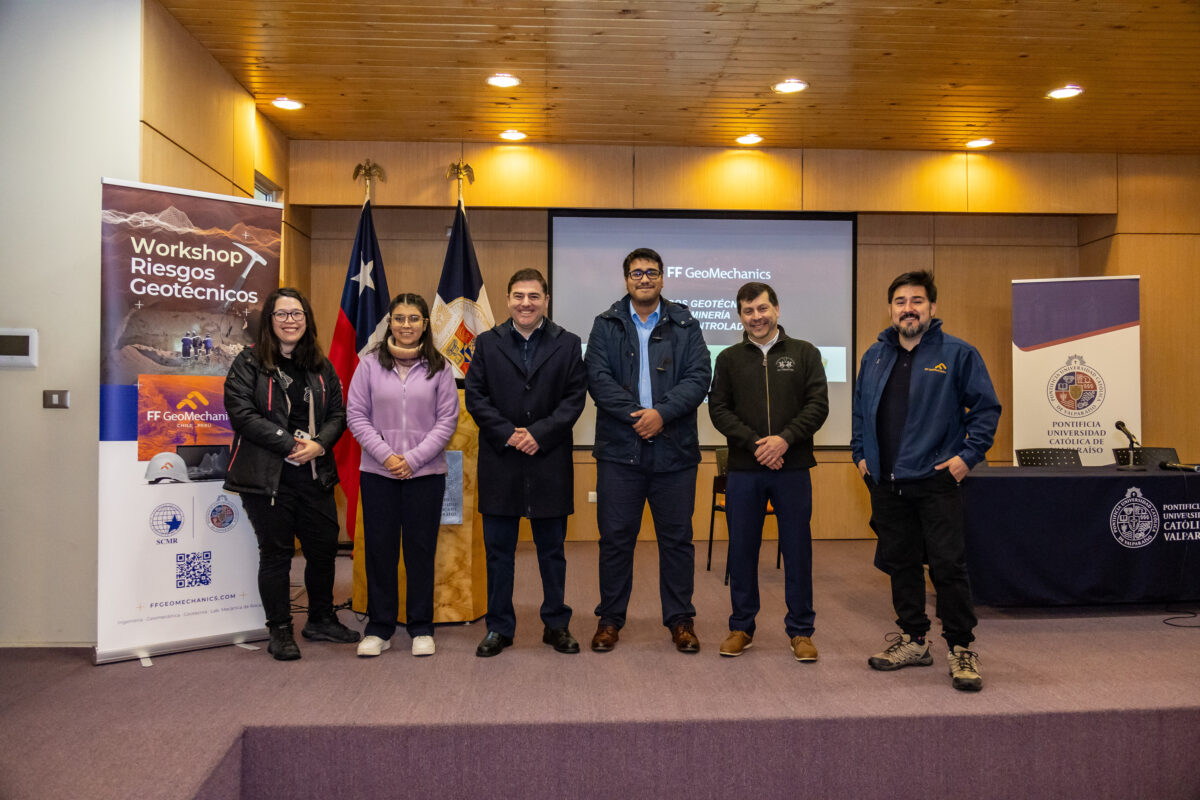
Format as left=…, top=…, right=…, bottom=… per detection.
left=1, top=539, right=1198, bottom=799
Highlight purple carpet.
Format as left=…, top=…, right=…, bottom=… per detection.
left=2, top=540, right=1198, bottom=799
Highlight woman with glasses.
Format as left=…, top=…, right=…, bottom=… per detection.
left=224, top=287, right=360, bottom=660
left=346, top=293, right=459, bottom=657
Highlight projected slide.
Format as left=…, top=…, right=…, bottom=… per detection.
left=549, top=211, right=856, bottom=447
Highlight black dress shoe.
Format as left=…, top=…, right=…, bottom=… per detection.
left=542, top=626, right=580, bottom=654
left=475, top=631, right=514, bottom=657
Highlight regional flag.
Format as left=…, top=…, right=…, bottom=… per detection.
left=431, top=199, right=494, bottom=379
left=328, top=200, right=391, bottom=540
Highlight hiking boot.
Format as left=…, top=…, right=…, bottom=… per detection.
left=867, top=632, right=933, bottom=671
left=947, top=645, right=983, bottom=692
left=267, top=623, right=301, bottom=661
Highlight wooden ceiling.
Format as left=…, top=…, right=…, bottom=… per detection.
left=162, top=0, right=1200, bottom=153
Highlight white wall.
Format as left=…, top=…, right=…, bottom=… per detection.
left=0, top=0, right=142, bottom=644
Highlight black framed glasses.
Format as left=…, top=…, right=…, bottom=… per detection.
left=628, top=269, right=662, bottom=280
left=272, top=310, right=306, bottom=322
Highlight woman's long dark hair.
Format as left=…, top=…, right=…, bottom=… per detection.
left=255, top=287, right=326, bottom=372
left=372, top=293, right=446, bottom=377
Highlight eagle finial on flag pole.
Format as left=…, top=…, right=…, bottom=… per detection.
left=353, top=158, right=385, bottom=203
left=446, top=160, right=474, bottom=204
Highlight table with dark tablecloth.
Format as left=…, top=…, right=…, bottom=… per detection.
left=962, top=465, right=1200, bottom=606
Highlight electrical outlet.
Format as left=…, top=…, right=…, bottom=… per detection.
left=587, top=491, right=597, bottom=503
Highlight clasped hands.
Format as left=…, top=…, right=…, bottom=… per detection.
left=507, top=427, right=540, bottom=455
left=287, top=436, right=324, bottom=465
left=754, top=435, right=788, bottom=470
left=382, top=453, right=412, bottom=479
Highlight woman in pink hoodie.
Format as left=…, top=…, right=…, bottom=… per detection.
left=346, top=293, right=459, bottom=658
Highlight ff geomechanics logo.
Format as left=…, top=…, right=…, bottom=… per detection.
left=1047, top=354, right=1106, bottom=418
left=1110, top=487, right=1160, bottom=549
left=150, top=503, right=185, bottom=540
left=206, top=495, right=239, bottom=532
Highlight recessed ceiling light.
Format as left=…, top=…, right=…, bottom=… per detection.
left=966, top=138, right=994, bottom=148
left=737, top=133, right=763, bottom=145
left=1046, top=84, right=1084, bottom=99
left=487, top=73, right=521, bottom=88
left=499, top=129, right=527, bottom=141
left=271, top=97, right=303, bottom=110
left=772, top=78, right=808, bottom=94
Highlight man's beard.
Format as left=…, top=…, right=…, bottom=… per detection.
left=893, top=316, right=931, bottom=338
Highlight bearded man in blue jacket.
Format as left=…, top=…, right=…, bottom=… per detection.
left=851, top=270, right=1001, bottom=691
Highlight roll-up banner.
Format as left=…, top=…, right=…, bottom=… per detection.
left=97, top=179, right=282, bottom=664
left=1011, top=276, right=1141, bottom=466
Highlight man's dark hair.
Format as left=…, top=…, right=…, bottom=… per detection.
left=623, top=247, right=663, bottom=276
left=887, top=270, right=938, bottom=303
left=736, top=282, right=778, bottom=311
left=507, top=268, right=548, bottom=295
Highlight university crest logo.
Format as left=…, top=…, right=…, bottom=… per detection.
left=1109, top=487, right=1159, bottom=549
left=1046, top=354, right=1106, bottom=418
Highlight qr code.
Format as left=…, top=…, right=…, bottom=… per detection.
left=176, top=551, right=213, bottom=588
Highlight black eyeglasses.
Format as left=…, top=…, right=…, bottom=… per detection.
left=628, top=269, right=662, bottom=280
left=272, top=310, right=306, bottom=321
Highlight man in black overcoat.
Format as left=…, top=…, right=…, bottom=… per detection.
left=465, top=268, right=589, bottom=657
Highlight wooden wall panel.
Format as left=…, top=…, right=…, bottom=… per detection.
left=1099, top=234, right=1200, bottom=461
left=255, top=112, right=290, bottom=196
left=633, top=147, right=804, bottom=210
left=464, top=144, right=633, bottom=208
left=1116, top=155, right=1200, bottom=235
left=142, top=0, right=251, bottom=191
left=930, top=241, right=1081, bottom=461
left=857, top=214, right=934, bottom=245
left=966, top=152, right=1117, bottom=214
left=289, top=141, right=465, bottom=207
left=140, top=125, right=237, bottom=196
left=855, top=243, right=933, bottom=364
left=804, top=150, right=967, bottom=212
left=281, top=224, right=310, bottom=295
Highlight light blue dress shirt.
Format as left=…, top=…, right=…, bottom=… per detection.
left=630, top=300, right=661, bottom=409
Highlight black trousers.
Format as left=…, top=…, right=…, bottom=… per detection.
left=594, top=450, right=697, bottom=629
left=240, top=468, right=339, bottom=629
left=869, top=471, right=977, bottom=647
left=482, top=514, right=571, bottom=638
left=360, top=471, right=446, bottom=639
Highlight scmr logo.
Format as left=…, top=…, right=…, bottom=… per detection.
left=1110, top=487, right=1159, bottom=549
left=1047, top=354, right=1106, bottom=418
left=149, top=503, right=185, bottom=539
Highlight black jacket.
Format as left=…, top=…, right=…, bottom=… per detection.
left=708, top=327, right=829, bottom=471
left=465, top=319, right=588, bottom=518
left=223, top=347, right=346, bottom=497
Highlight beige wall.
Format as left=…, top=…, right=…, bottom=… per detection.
left=0, top=0, right=143, bottom=645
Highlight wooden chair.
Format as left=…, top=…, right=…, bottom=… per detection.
left=705, top=448, right=779, bottom=586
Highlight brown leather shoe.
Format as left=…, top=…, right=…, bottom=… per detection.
left=591, top=623, right=619, bottom=652
left=791, top=635, right=818, bottom=662
left=670, top=619, right=700, bottom=653
left=719, top=630, right=753, bottom=657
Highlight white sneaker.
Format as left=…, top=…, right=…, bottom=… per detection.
left=411, top=635, right=435, bottom=657
left=868, top=632, right=933, bottom=671
left=357, top=635, right=391, bottom=657
left=947, top=645, right=983, bottom=691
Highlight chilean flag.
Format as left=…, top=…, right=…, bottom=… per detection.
left=431, top=199, right=494, bottom=379
left=328, top=200, right=391, bottom=540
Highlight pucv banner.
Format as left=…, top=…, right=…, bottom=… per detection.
left=1011, top=277, right=1141, bottom=467
left=97, top=179, right=281, bottom=664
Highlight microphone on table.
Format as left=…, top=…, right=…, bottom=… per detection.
left=1114, top=420, right=1140, bottom=448
left=1160, top=462, right=1200, bottom=473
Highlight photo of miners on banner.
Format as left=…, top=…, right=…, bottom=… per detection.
left=97, top=179, right=282, bottom=664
